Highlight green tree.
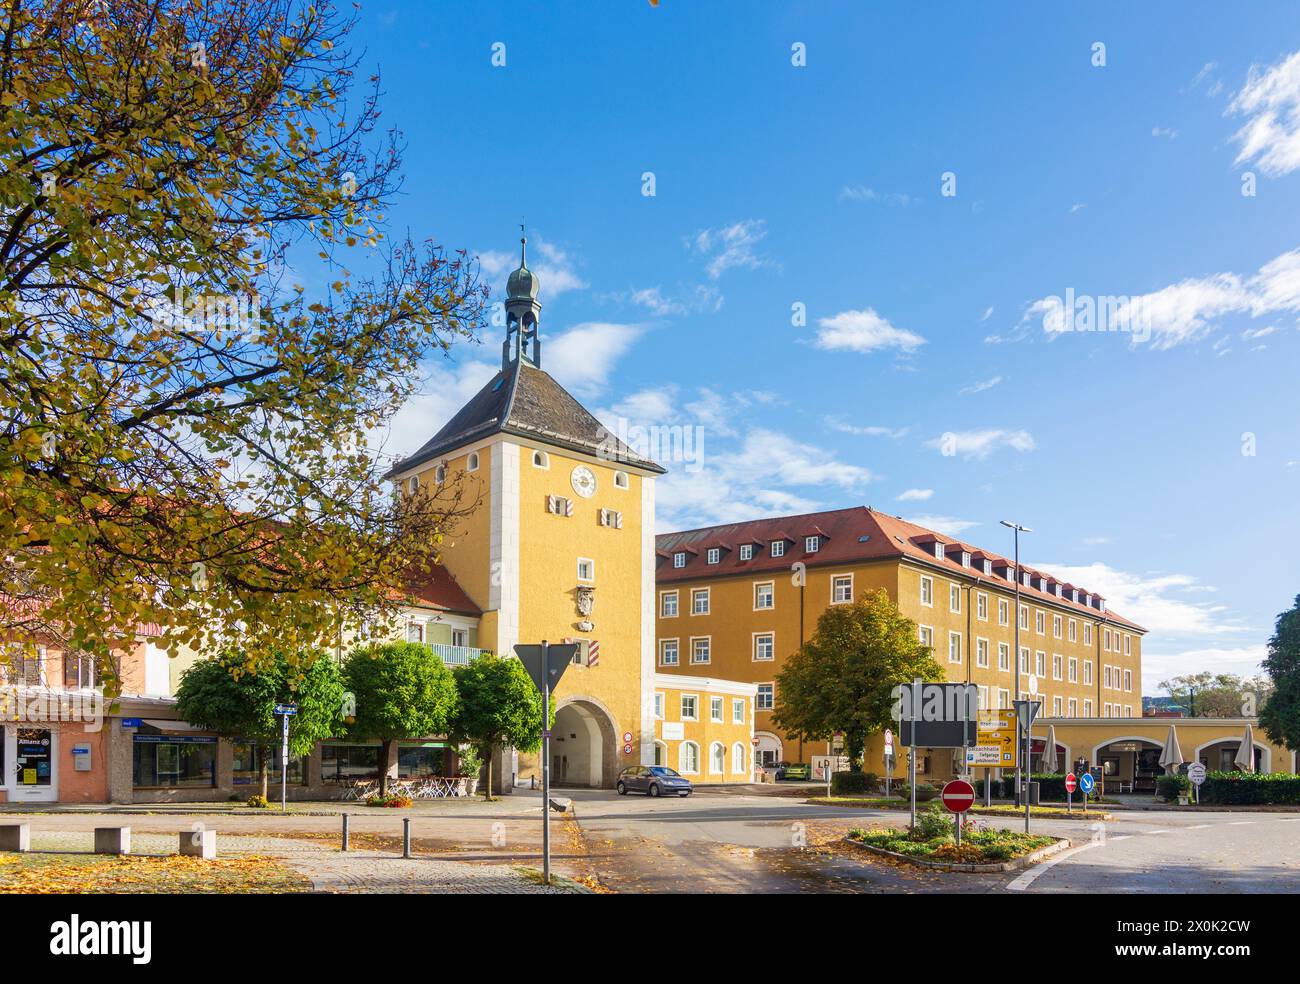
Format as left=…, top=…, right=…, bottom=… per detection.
left=343, top=642, right=457, bottom=796
left=0, top=0, right=487, bottom=681
left=175, top=648, right=345, bottom=798
left=451, top=654, right=546, bottom=801
left=1160, top=672, right=1273, bottom=718
left=773, top=589, right=944, bottom=771
left=1260, top=594, right=1300, bottom=756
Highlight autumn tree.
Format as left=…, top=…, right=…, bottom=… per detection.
left=1260, top=594, right=1300, bottom=755
left=343, top=642, right=457, bottom=797
left=1159, top=672, right=1274, bottom=718
left=175, top=647, right=345, bottom=798
left=773, top=589, right=944, bottom=771
left=0, top=0, right=486, bottom=680
left=450, top=654, right=545, bottom=801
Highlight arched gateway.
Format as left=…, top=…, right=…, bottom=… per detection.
left=551, top=696, right=620, bottom=788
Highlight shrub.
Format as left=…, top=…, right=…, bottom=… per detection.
left=366, top=794, right=414, bottom=808
left=1156, top=774, right=1191, bottom=802
left=913, top=802, right=955, bottom=839
left=245, top=794, right=270, bottom=809
left=831, top=771, right=877, bottom=796
left=1198, top=772, right=1300, bottom=805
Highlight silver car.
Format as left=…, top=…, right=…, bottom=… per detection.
left=616, top=765, right=693, bottom=797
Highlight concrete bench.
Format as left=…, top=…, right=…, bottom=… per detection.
left=179, top=829, right=217, bottom=860
left=94, top=827, right=131, bottom=855
left=0, top=824, right=30, bottom=852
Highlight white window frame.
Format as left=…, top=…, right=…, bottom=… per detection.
left=1035, top=610, right=1045, bottom=635
left=732, top=698, right=745, bottom=724
left=1053, top=615, right=1062, bottom=639
left=1068, top=656, right=1078, bottom=683
left=1035, top=651, right=1046, bottom=677
left=614, top=470, right=629, bottom=489
left=466, top=452, right=480, bottom=472
left=948, top=631, right=962, bottom=665
left=706, top=547, right=720, bottom=565
left=691, top=587, right=710, bottom=615
left=710, top=696, right=724, bottom=724
left=831, top=574, right=853, bottom=605
left=998, top=642, right=1010, bottom=672
left=1052, top=653, right=1063, bottom=680
left=1083, top=660, right=1093, bottom=685
left=752, top=632, right=775, bottom=662
left=577, top=557, right=595, bottom=582
left=753, top=581, right=775, bottom=611
left=659, top=639, right=679, bottom=666
left=805, top=535, right=820, bottom=553
left=998, top=598, right=1009, bottom=626
left=653, top=692, right=665, bottom=718
left=756, top=683, right=774, bottom=711
left=1068, top=618, right=1077, bottom=642
left=920, top=575, right=934, bottom=607
left=673, top=552, right=686, bottom=569
left=689, top=637, right=711, bottom=664
left=660, top=590, right=679, bottom=618
left=770, top=540, right=786, bottom=558
left=976, top=592, right=988, bottom=621
left=976, top=637, right=990, bottom=668
left=679, top=741, right=700, bottom=775
left=949, top=583, right=961, bottom=614
left=739, top=543, right=753, bottom=561
left=919, top=625, right=934, bottom=651
left=709, top=741, right=726, bottom=775
left=680, top=695, right=699, bottom=721
left=532, top=450, right=549, bottom=469
left=1083, top=622, right=1092, bottom=646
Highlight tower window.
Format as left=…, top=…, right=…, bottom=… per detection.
left=467, top=452, right=480, bottom=472
left=614, top=471, right=629, bottom=490
left=408, top=476, right=419, bottom=494
left=434, top=464, right=447, bottom=484
left=577, top=558, right=595, bottom=582
left=533, top=450, right=549, bottom=469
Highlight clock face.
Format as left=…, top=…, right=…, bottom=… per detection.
left=571, top=465, right=597, bottom=498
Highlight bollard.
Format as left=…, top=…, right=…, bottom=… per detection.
left=94, top=827, right=131, bottom=855
left=179, top=829, right=217, bottom=860
left=0, top=824, right=30, bottom=853
left=402, top=817, right=412, bottom=858
left=341, top=813, right=350, bottom=852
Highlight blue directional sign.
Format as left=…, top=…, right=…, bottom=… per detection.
left=274, top=703, right=298, bottom=716
left=1079, top=772, right=1096, bottom=794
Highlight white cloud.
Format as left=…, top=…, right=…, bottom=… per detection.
left=689, top=219, right=772, bottom=280
left=838, top=185, right=914, bottom=206
left=545, top=321, right=642, bottom=397
left=1036, top=562, right=1249, bottom=638
left=1082, top=535, right=1112, bottom=546
left=824, top=416, right=908, bottom=439
left=979, top=306, right=994, bottom=322
left=925, top=429, right=1036, bottom=460
left=896, top=488, right=933, bottom=502
left=959, top=375, right=1004, bottom=396
left=476, top=236, right=587, bottom=299
left=1229, top=49, right=1300, bottom=177
left=378, top=357, right=500, bottom=461
left=1151, top=126, right=1180, bottom=140
left=904, top=515, right=980, bottom=536
left=1141, top=646, right=1269, bottom=695
left=1183, top=61, right=1219, bottom=94
left=623, top=284, right=724, bottom=317
left=814, top=308, right=926, bottom=354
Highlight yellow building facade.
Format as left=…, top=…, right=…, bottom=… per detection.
left=656, top=507, right=1146, bottom=774
left=652, top=673, right=757, bottom=784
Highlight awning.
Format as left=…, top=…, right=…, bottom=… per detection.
left=140, top=719, right=208, bottom=733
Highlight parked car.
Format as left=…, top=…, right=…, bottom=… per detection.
left=616, top=765, right=693, bottom=798
left=777, top=761, right=812, bottom=781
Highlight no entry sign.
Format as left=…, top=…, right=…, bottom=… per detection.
left=941, top=779, right=976, bottom=814
left=1065, top=773, right=1077, bottom=794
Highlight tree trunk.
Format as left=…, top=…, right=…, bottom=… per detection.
left=379, top=738, right=392, bottom=798
left=484, top=745, right=493, bottom=802
left=260, top=746, right=270, bottom=800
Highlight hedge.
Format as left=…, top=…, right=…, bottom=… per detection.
left=1156, top=774, right=1190, bottom=803
left=831, top=771, right=879, bottom=796
left=1197, top=772, right=1300, bottom=805
left=974, top=774, right=1073, bottom=800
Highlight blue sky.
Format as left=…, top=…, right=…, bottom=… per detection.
left=342, top=2, right=1300, bottom=692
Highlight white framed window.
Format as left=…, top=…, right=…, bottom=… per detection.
left=653, top=692, right=664, bottom=718
left=998, top=642, right=1010, bottom=672
left=707, top=547, right=720, bottom=565
left=710, top=741, right=725, bottom=775
left=679, top=741, right=700, bottom=775
left=998, top=598, right=1009, bottom=626
left=434, top=463, right=447, bottom=484
left=756, top=683, right=774, bottom=711
left=660, top=590, right=678, bottom=617
left=976, top=592, right=988, bottom=621
left=690, top=637, right=711, bottom=664
left=1104, top=629, right=1111, bottom=652
left=919, top=625, right=934, bottom=651
left=739, top=543, right=753, bottom=561
left=732, top=742, right=747, bottom=775
left=1035, top=610, right=1045, bottom=635
left=1053, top=615, right=1062, bottom=639
left=680, top=695, right=699, bottom=721
left=466, top=452, right=480, bottom=472
left=978, top=685, right=989, bottom=709
left=598, top=507, right=623, bottom=529
left=754, top=581, right=775, bottom=610
left=805, top=535, right=820, bottom=553
left=1068, top=698, right=1078, bottom=717
left=949, top=583, right=961, bottom=613
left=934, top=542, right=945, bottom=560
left=1124, top=669, right=1133, bottom=692
left=710, top=696, right=724, bottom=723
left=577, top=557, right=595, bottom=582
left=1019, top=646, right=1030, bottom=674
left=1123, top=704, right=1133, bottom=718
left=547, top=494, right=574, bottom=517
left=614, top=470, right=629, bottom=489
left=732, top=698, right=745, bottom=724
left=406, top=621, right=424, bottom=643
left=1083, top=622, right=1092, bottom=646
left=451, top=628, right=468, bottom=647
left=1019, top=605, right=1029, bottom=630
left=1052, top=653, right=1063, bottom=680
left=532, top=450, right=549, bottom=469
left=673, top=551, right=686, bottom=568
left=1124, top=634, right=1132, bottom=655
left=1083, top=660, right=1093, bottom=685
left=691, top=588, right=710, bottom=615
left=831, top=574, right=853, bottom=604
left=960, top=551, right=971, bottom=568
left=408, top=475, right=419, bottom=494
left=1053, top=696, right=1063, bottom=716
left=1104, top=665, right=1113, bottom=689
left=976, top=637, right=989, bottom=668
left=998, top=688, right=1011, bottom=709
left=770, top=540, right=786, bottom=558
left=1068, top=618, right=1077, bottom=642
left=948, top=632, right=962, bottom=664
left=920, top=576, right=933, bottom=607
left=753, top=632, right=775, bottom=661
left=1035, top=651, right=1046, bottom=677
left=1068, top=656, right=1078, bottom=683
left=1083, top=699, right=1093, bottom=717
left=659, top=639, right=679, bottom=666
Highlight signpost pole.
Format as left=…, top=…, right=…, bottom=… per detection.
left=908, top=679, right=918, bottom=830
left=281, top=712, right=289, bottom=813
left=541, top=640, right=551, bottom=886
left=1023, top=713, right=1031, bottom=833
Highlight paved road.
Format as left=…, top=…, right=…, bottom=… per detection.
left=559, top=788, right=1300, bottom=894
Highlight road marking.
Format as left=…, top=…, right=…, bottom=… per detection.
left=1277, top=818, right=1300, bottom=822
left=1228, top=821, right=1256, bottom=826
left=1144, top=829, right=1173, bottom=835
left=1108, top=835, right=1132, bottom=841
left=1186, top=824, right=1211, bottom=830
left=1006, top=841, right=1102, bottom=892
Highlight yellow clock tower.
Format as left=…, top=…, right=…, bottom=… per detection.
left=387, top=234, right=665, bottom=789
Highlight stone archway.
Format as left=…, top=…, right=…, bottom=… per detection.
left=551, top=696, right=619, bottom=788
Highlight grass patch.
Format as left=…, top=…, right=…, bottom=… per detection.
left=848, top=822, right=1055, bottom=864
left=808, top=797, right=1107, bottom=819
left=0, top=852, right=310, bottom=894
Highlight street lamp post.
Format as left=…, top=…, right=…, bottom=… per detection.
left=1000, top=520, right=1032, bottom=809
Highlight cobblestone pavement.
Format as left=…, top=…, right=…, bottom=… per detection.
left=13, top=828, right=580, bottom=895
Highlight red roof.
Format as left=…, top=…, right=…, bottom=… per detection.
left=656, top=506, right=1144, bottom=632
left=399, top=561, right=481, bottom=617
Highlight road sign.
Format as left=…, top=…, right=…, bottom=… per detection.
left=941, top=779, right=976, bottom=814
left=1188, top=763, right=1207, bottom=786
left=622, top=731, right=633, bottom=744
left=274, top=703, right=298, bottom=716
left=1079, top=772, right=1096, bottom=795
left=514, top=643, right=579, bottom=693
left=884, top=728, right=894, bottom=752
left=1065, top=773, right=1078, bottom=794
left=898, top=682, right=979, bottom=748
left=623, top=743, right=633, bottom=755
left=966, top=708, right=1018, bottom=768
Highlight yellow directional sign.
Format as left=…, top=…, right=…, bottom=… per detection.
left=966, top=709, right=1018, bottom=768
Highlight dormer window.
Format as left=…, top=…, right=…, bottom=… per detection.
left=960, top=551, right=971, bottom=568
left=1054, top=584, right=1062, bottom=598
left=707, top=548, right=720, bottom=565
left=1038, top=577, right=1048, bottom=592
left=982, top=559, right=992, bottom=575
left=1071, top=589, right=1079, bottom=603
left=1099, top=599, right=1107, bottom=613
left=805, top=536, right=820, bottom=553
left=771, top=540, right=786, bottom=558
left=673, top=552, right=686, bottom=569
left=934, top=542, right=945, bottom=560
left=739, top=544, right=753, bottom=561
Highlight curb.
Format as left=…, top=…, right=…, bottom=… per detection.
left=843, top=836, right=1072, bottom=873
left=805, top=800, right=1114, bottom=821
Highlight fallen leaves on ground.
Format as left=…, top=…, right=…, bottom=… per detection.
left=0, top=853, right=311, bottom=894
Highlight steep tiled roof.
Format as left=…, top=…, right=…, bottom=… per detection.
left=399, top=560, right=481, bottom=616
left=656, top=506, right=1145, bottom=632
left=386, top=361, right=664, bottom=478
